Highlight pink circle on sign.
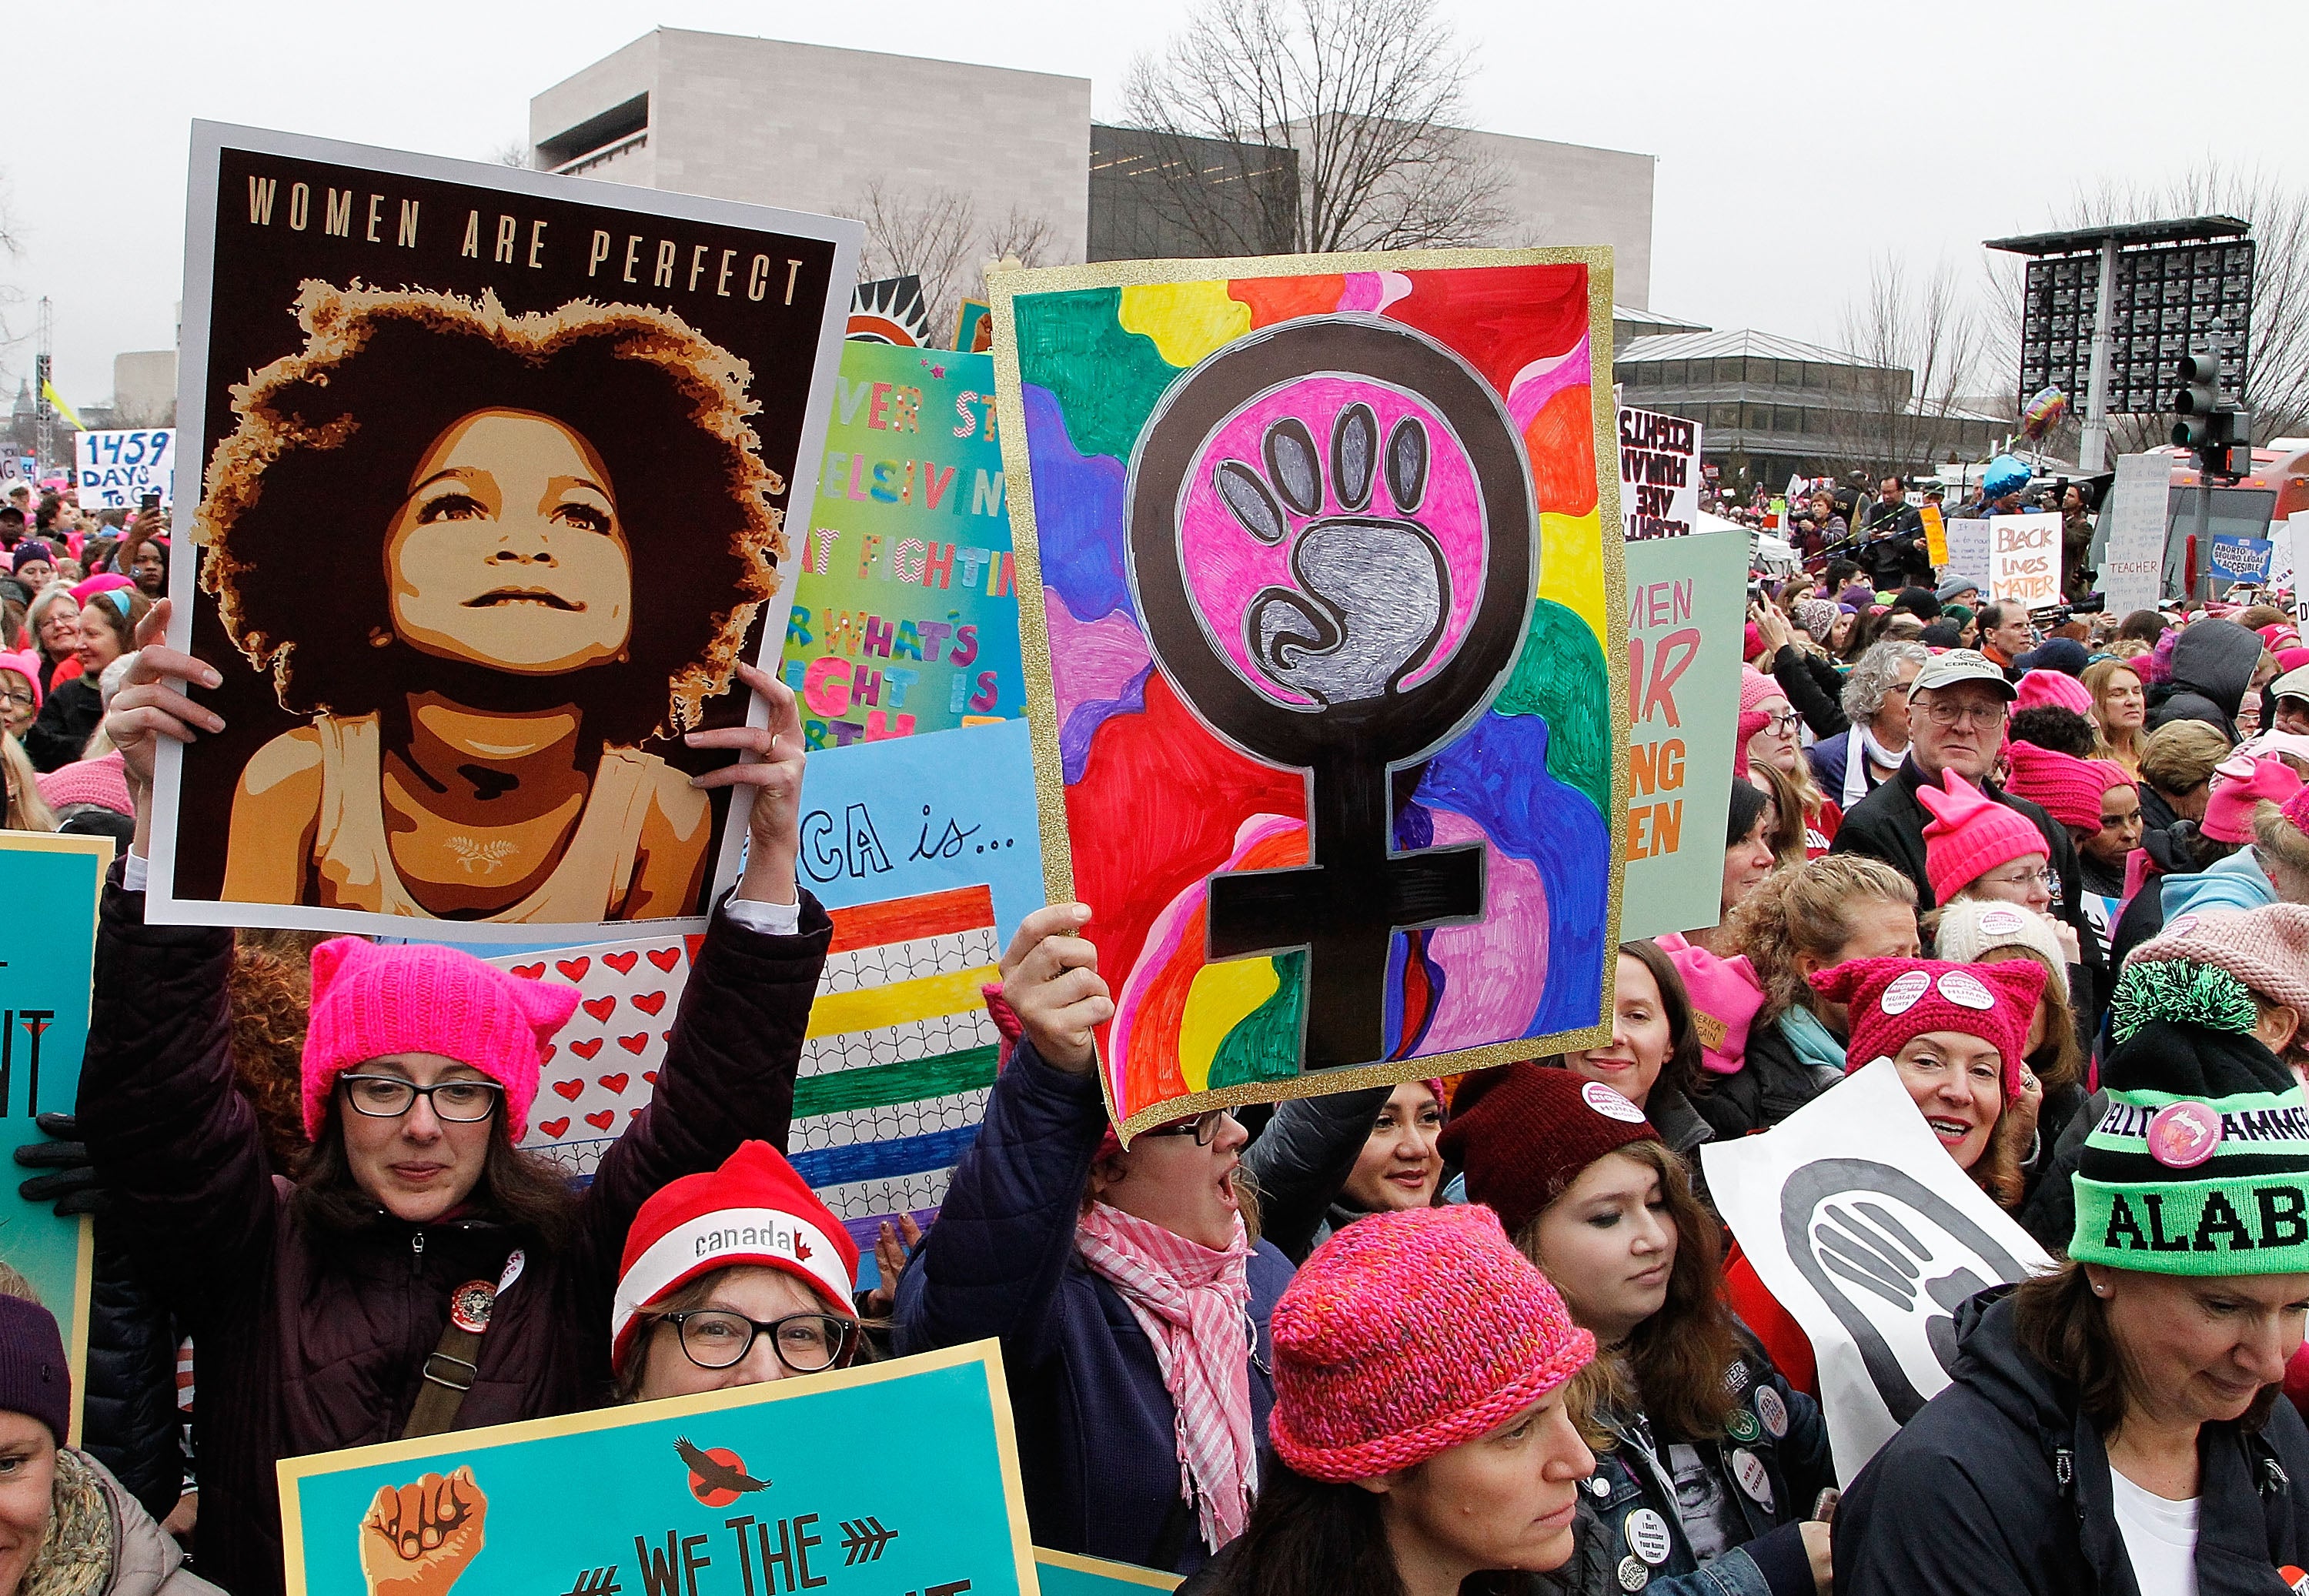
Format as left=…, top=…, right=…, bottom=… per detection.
left=2147, top=1101, right=2223, bottom=1170
left=1174, top=376, right=1487, bottom=709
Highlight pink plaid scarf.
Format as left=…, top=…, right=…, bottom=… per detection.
left=1074, top=1201, right=1256, bottom=1550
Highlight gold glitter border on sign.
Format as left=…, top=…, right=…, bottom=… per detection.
left=985, top=247, right=1629, bottom=1141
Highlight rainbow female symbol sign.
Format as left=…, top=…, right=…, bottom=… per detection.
left=989, top=251, right=1628, bottom=1138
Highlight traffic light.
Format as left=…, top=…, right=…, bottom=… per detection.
left=2171, top=347, right=2223, bottom=449
left=2210, top=406, right=2255, bottom=479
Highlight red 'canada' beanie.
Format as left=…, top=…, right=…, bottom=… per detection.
left=1268, top=1206, right=1593, bottom=1482
left=1439, top=1063, right=1659, bottom=1239
left=611, top=1140, right=860, bottom=1371
left=1812, top=957, right=2045, bottom=1099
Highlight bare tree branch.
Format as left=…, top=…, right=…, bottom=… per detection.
left=1981, top=163, right=2309, bottom=449
left=841, top=182, right=1065, bottom=343
left=1120, top=0, right=1508, bottom=255
left=1833, top=255, right=1994, bottom=475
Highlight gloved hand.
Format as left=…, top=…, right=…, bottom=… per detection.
left=15, top=1112, right=109, bottom=1218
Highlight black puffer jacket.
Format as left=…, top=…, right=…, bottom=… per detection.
left=25, top=674, right=101, bottom=771
left=1834, top=1285, right=2309, bottom=1593
left=1692, top=1017, right=1840, bottom=1141
left=1239, top=1083, right=1394, bottom=1264
left=78, top=868, right=832, bottom=1596
left=79, top=1238, right=185, bottom=1523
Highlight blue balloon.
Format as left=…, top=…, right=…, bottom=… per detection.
left=1983, top=453, right=2032, bottom=499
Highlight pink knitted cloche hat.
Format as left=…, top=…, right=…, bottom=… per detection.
left=1917, top=768, right=2049, bottom=904
left=2012, top=669, right=2094, bottom=716
left=1268, top=1205, right=1593, bottom=1482
left=300, top=939, right=580, bottom=1140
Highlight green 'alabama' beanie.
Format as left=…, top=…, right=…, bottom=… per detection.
left=2071, top=958, right=2309, bottom=1275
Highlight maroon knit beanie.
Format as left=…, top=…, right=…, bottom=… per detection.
left=0, top=1295, right=72, bottom=1444
left=1438, top=1063, right=1659, bottom=1238
left=1268, top=1206, right=1594, bottom=1482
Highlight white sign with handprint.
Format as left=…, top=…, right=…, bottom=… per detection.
left=1701, top=1060, right=2052, bottom=1479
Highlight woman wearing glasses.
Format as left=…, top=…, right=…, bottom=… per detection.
left=1740, top=669, right=1839, bottom=860
left=75, top=606, right=830, bottom=1596
left=1918, top=768, right=2083, bottom=968
left=611, top=1141, right=862, bottom=1403
left=895, top=903, right=1292, bottom=1577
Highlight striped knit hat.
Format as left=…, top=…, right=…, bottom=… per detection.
left=1268, top=1205, right=1593, bottom=1482
left=2070, top=957, right=2309, bottom=1276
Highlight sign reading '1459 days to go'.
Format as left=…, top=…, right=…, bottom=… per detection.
left=72, top=429, right=175, bottom=509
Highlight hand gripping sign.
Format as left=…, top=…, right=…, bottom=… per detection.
left=1702, top=1060, right=2050, bottom=1480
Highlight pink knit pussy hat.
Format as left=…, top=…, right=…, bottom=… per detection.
left=1916, top=767, right=2047, bottom=904
left=2003, top=741, right=2127, bottom=834
left=301, top=938, right=581, bottom=1140
left=2204, top=753, right=2303, bottom=846
left=1733, top=667, right=1779, bottom=778
left=1654, top=932, right=1766, bottom=1074
left=2013, top=669, right=2093, bottom=716
left=1268, top=1205, right=1593, bottom=1483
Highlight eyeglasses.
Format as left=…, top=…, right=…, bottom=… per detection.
left=1141, top=1109, right=1232, bottom=1146
left=657, top=1309, right=855, bottom=1373
left=1981, top=866, right=2060, bottom=893
left=1921, top=702, right=2005, bottom=729
left=0, top=690, right=31, bottom=710
left=339, top=1074, right=505, bottom=1122
left=1761, top=710, right=1803, bottom=735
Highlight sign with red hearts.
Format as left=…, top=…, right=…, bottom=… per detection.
left=488, top=933, right=700, bottom=1181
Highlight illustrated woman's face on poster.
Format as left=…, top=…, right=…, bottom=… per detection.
left=384, top=407, right=634, bottom=675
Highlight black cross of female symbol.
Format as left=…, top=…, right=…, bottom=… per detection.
left=1126, top=317, right=1536, bottom=1070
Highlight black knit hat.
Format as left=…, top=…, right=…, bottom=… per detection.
left=0, top=1294, right=71, bottom=1443
left=1726, top=779, right=1769, bottom=848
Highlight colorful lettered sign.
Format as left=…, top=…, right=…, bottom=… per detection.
left=0, top=831, right=112, bottom=1443
left=278, top=1342, right=1036, bottom=1596
left=782, top=341, right=1023, bottom=744
left=1619, top=529, right=1745, bottom=940
left=991, top=250, right=1626, bottom=1138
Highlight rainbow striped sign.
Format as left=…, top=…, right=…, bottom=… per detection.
left=789, top=884, right=1004, bottom=1255
left=492, top=883, right=1004, bottom=1266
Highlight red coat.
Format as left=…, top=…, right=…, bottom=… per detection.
left=79, top=870, right=830, bottom=1596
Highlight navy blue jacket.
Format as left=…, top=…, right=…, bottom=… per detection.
left=895, top=1041, right=1290, bottom=1574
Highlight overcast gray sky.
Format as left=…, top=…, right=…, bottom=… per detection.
left=6, top=0, right=2302, bottom=407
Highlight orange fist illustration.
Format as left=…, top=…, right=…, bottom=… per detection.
left=359, top=1465, right=488, bottom=1596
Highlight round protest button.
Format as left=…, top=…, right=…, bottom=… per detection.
left=1726, top=1408, right=1761, bottom=1444
left=1754, top=1384, right=1789, bottom=1440
left=1589, top=1474, right=1613, bottom=1498
left=2167, top=913, right=2200, bottom=939
left=1624, top=1508, right=1672, bottom=1565
left=448, top=1280, right=496, bottom=1334
left=1936, top=970, right=1996, bottom=1011
left=1976, top=904, right=2032, bottom=937
left=1730, top=1449, right=1774, bottom=1508
left=1617, top=1556, right=1650, bottom=1592
left=1880, top=970, right=1930, bottom=1015
left=2147, top=1101, right=2224, bottom=1170
left=1582, top=1080, right=1646, bottom=1124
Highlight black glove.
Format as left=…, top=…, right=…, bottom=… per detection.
left=15, top=1111, right=109, bottom=1218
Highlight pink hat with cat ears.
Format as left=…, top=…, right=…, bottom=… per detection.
left=300, top=938, right=580, bottom=1140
